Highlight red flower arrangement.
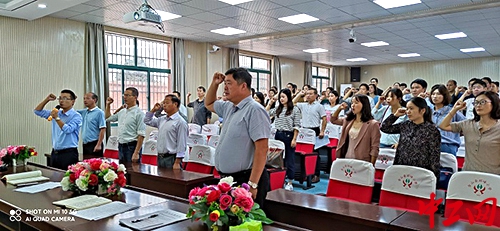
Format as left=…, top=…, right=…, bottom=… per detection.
left=186, top=177, right=272, bottom=230
left=60, top=158, right=126, bottom=196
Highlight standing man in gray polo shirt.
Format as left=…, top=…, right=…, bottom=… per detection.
left=187, top=86, right=212, bottom=126
left=205, top=68, right=270, bottom=208
left=77, top=92, right=106, bottom=157
left=105, top=87, right=146, bottom=163
left=145, top=94, right=188, bottom=169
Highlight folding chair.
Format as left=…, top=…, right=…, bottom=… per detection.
left=188, top=123, right=201, bottom=134
left=267, top=139, right=286, bottom=191
left=142, top=139, right=158, bottom=166
left=374, top=148, right=396, bottom=182
left=202, top=124, right=220, bottom=141
left=326, top=159, right=375, bottom=203
left=184, top=145, right=215, bottom=174
left=103, top=136, right=119, bottom=159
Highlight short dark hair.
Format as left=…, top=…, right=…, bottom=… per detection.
left=269, top=88, right=277, bottom=94
left=359, top=83, right=369, bottom=91
left=308, top=87, right=318, bottom=95
left=61, top=89, right=77, bottom=100
left=430, top=84, right=451, bottom=106
left=468, top=78, right=479, bottom=86
left=400, top=83, right=407, bottom=88
left=90, top=92, right=98, bottom=102
left=481, top=76, right=492, bottom=84
left=370, top=78, right=379, bottom=83
left=492, top=81, right=499, bottom=87
left=197, top=86, right=206, bottom=92
left=410, top=78, right=428, bottom=90
left=172, top=90, right=181, bottom=98
left=326, top=87, right=334, bottom=92
left=386, top=88, right=406, bottom=107
left=225, top=67, right=252, bottom=90
left=302, top=84, right=311, bottom=90
left=471, top=79, right=487, bottom=88
left=125, top=87, right=139, bottom=97
left=473, top=91, right=500, bottom=121
left=165, top=94, right=181, bottom=108
left=346, top=94, right=374, bottom=122
left=447, top=80, right=457, bottom=86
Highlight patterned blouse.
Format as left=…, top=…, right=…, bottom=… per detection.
left=380, top=114, right=441, bottom=177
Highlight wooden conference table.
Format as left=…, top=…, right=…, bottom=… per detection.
left=0, top=163, right=308, bottom=231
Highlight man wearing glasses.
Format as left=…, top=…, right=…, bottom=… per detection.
left=105, top=87, right=146, bottom=163
left=34, top=89, right=82, bottom=170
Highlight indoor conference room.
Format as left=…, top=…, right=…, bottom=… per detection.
left=1, top=0, right=500, bottom=230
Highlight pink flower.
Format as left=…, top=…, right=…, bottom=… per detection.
left=110, top=162, right=119, bottom=170
left=80, top=169, right=89, bottom=177
left=89, top=159, right=102, bottom=171
left=219, top=194, right=233, bottom=210
left=231, top=187, right=252, bottom=199
left=206, top=189, right=221, bottom=203
left=100, top=162, right=111, bottom=171
left=234, top=196, right=254, bottom=212
left=189, top=187, right=200, bottom=203
left=218, top=182, right=232, bottom=193
left=12, top=146, right=20, bottom=155
left=0, top=148, right=7, bottom=157
left=196, top=187, right=208, bottom=197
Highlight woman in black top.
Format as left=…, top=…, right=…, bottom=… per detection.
left=380, top=97, right=441, bottom=177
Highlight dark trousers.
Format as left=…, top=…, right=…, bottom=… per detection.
left=305, top=127, right=321, bottom=176
left=157, top=153, right=176, bottom=168
left=83, top=140, right=103, bottom=156
left=275, top=130, right=295, bottom=180
left=118, top=141, right=142, bottom=163
left=51, top=148, right=79, bottom=170
left=219, top=168, right=270, bottom=209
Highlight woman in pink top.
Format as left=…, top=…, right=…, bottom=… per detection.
left=331, top=95, right=381, bottom=165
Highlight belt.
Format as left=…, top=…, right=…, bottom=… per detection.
left=276, top=130, right=293, bottom=133
left=218, top=169, right=252, bottom=178
left=53, top=147, right=77, bottom=154
left=119, top=141, right=137, bottom=146
left=158, top=153, right=175, bottom=158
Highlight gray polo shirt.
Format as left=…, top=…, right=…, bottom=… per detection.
left=188, top=98, right=212, bottom=126
left=214, top=95, right=270, bottom=173
left=106, top=105, right=146, bottom=144
left=296, top=101, right=326, bottom=128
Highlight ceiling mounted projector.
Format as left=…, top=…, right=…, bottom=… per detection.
left=123, top=0, right=164, bottom=33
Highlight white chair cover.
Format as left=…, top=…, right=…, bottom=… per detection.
left=268, top=139, right=285, bottom=158
left=207, top=135, right=220, bottom=148
left=330, top=159, right=375, bottom=186
left=201, top=124, right=220, bottom=136
left=297, top=128, right=316, bottom=144
left=460, top=136, right=465, bottom=147
left=381, top=165, right=436, bottom=199
left=375, top=148, right=396, bottom=170
left=447, top=171, right=500, bottom=206
left=187, top=133, right=208, bottom=147
left=457, top=147, right=465, bottom=157
left=105, top=136, right=119, bottom=151
left=188, top=145, right=215, bottom=166
left=142, top=140, right=158, bottom=155
left=149, top=130, right=158, bottom=141
left=188, top=123, right=201, bottom=134
left=440, top=152, right=458, bottom=173
left=325, top=123, right=341, bottom=139
left=270, top=127, right=277, bottom=139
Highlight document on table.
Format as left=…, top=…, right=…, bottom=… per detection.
left=53, top=195, right=112, bottom=210
left=2, top=170, right=50, bottom=186
left=72, top=201, right=139, bottom=221
left=119, top=209, right=188, bottom=231
left=14, top=182, right=60, bottom=193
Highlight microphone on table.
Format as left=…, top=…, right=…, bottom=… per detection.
left=47, top=105, right=61, bottom=121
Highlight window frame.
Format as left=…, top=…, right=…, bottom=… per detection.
left=312, top=66, right=330, bottom=92
left=239, top=55, right=271, bottom=93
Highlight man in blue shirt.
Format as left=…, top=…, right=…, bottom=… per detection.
left=78, top=92, right=106, bottom=157
left=34, top=89, right=82, bottom=170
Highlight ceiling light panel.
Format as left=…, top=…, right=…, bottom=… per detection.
left=346, top=58, right=368, bottom=62
left=156, top=10, right=181, bottom=21
left=434, top=32, right=467, bottom=40
left=278, top=14, right=319, bottom=25
left=303, top=48, right=328, bottom=53
left=218, top=0, right=253, bottom=5
left=373, top=0, right=422, bottom=9
left=460, top=47, right=485, bottom=53
left=210, top=27, right=247, bottom=35
left=361, top=41, right=389, bottom=47
left=398, top=53, right=420, bottom=57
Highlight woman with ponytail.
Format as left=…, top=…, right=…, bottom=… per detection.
left=380, top=97, right=441, bottom=177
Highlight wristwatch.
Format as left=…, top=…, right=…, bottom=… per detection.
left=55, top=117, right=61, bottom=121
left=247, top=181, right=258, bottom=189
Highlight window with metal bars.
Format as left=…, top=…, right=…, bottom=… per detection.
left=105, top=32, right=171, bottom=112
left=239, top=55, right=271, bottom=94
left=312, top=66, right=330, bottom=92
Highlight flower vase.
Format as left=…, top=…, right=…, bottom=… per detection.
left=97, top=185, right=108, bottom=196
left=12, top=159, right=26, bottom=167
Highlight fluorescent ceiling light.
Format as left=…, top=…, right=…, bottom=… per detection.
left=211, top=27, right=246, bottom=36
left=346, top=58, right=367, bottom=62
left=398, top=53, right=420, bottom=58
left=373, top=0, right=421, bottom=9
left=218, top=0, right=253, bottom=5
left=278, top=14, right=319, bottom=25
left=303, top=48, right=328, bottom=53
left=361, top=41, right=389, bottom=47
left=435, top=32, right=467, bottom=40
left=460, top=47, right=485, bottom=53
left=38, top=4, right=47, bottom=9
left=156, top=10, right=181, bottom=21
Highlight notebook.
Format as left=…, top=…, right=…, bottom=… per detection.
left=1, top=170, right=50, bottom=186
left=53, top=195, right=112, bottom=210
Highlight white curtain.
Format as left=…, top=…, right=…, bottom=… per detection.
left=272, top=56, right=282, bottom=90
left=229, top=48, right=239, bottom=68
left=304, top=61, right=313, bottom=85
left=172, top=38, right=186, bottom=103
left=84, top=22, right=108, bottom=111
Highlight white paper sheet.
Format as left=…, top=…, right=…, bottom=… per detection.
left=314, top=135, right=330, bottom=150
left=119, top=209, right=187, bottom=231
left=14, top=182, right=60, bottom=193
left=72, top=201, right=139, bottom=221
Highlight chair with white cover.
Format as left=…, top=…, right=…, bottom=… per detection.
left=324, top=123, right=341, bottom=172
left=187, top=133, right=208, bottom=147
left=207, top=135, right=220, bottom=148
left=456, top=147, right=465, bottom=170
left=149, top=130, right=158, bottom=141
left=267, top=139, right=286, bottom=191
left=445, top=171, right=500, bottom=227
left=294, top=128, right=318, bottom=189
left=188, top=123, right=201, bottom=134
left=326, top=159, right=375, bottom=203
left=379, top=165, right=437, bottom=213
left=374, top=148, right=396, bottom=182
left=142, top=139, right=158, bottom=166
left=103, top=136, right=119, bottom=159
left=185, top=145, right=215, bottom=174
left=440, top=152, right=458, bottom=173
left=202, top=124, right=220, bottom=140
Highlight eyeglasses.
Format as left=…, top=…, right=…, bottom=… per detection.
left=123, top=94, right=133, bottom=97
left=472, top=100, right=492, bottom=106
left=57, top=97, right=72, bottom=101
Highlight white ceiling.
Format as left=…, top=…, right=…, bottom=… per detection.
left=2, top=0, right=500, bottom=66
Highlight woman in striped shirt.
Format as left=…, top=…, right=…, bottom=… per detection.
left=266, top=88, right=301, bottom=191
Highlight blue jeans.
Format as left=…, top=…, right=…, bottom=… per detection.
left=275, top=131, right=295, bottom=180
left=118, top=142, right=142, bottom=163
left=441, top=143, right=459, bottom=156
